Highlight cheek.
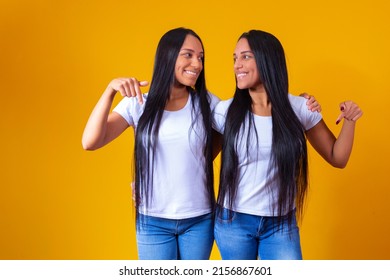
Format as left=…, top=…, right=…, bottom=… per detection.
left=174, top=64, right=182, bottom=77
left=254, top=72, right=262, bottom=84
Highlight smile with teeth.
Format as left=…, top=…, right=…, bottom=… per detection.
left=185, top=70, right=198, bottom=77
left=236, top=72, right=247, bottom=79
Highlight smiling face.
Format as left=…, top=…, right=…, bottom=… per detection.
left=174, top=35, right=204, bottom=88
left=233, top=38, right=262, bottom=91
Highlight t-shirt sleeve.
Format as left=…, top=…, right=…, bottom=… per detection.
left=212, top=98, right=232, bottom=133
left=288, top=94, right=322, bottom=131
left=207, top=91, right=221, bottom=111
left=112, top=95, right=147, bottom=127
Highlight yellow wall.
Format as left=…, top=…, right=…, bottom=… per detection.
left=1, top=0, right=388, bottom=259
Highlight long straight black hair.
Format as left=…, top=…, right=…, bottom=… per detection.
left=134, top=27, right=215, bottom=216
left=218, top=30, right=308, bottom=227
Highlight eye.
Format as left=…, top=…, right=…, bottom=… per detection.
left=180, top=52, right=192, bottom=58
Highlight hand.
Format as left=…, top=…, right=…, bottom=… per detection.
left=300, top=92, right=322, bottom=112
left=336, top=101, right=363, bottom=125
left=108, top=77, right=149, bottom=104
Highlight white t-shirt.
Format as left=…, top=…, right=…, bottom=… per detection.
left=113, top=92, right=220, bottom=219
left=213, top=94, right=322, bottom=216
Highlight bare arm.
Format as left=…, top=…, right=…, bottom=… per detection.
left=81, top=78, right=148, bottom=150
left=306, top=100, right=363, bottom=168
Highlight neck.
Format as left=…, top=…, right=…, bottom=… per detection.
left=165, top=86, right=189, bottom=111
left=249, top=87, right=271, bottom=116
left=170, top=85, right=189, bottom=99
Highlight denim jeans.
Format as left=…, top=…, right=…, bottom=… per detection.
left=214, top=207, right=302, bottom=260
left=136, top=212, right=214, bottom=260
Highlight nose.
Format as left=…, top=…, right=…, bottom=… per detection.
left=192, top=57, right=202, bottom=70
left=234, top=58, right=242, bottom=70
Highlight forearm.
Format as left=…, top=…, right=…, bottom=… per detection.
left=331, top=120, right=356, bottom=168
left=82, top=87, right=116, bottom=150
left=307, top=100, right=362, bottom=168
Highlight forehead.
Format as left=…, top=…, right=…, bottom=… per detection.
left=234, top=38, right=251, bottom=54
left=181, top=35, right=203, bottom=52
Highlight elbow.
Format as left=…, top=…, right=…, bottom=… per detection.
left=82, top=138, right=98, bottom=151
left=82, top=142, right=93, bottom=151
left=331, top=161, right=348, bottom=169
left=82, top=145, right=94, bottom=151
left=328, top=152, right=351, bottom=169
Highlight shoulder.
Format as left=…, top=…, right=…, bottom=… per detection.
left=207, top=91, right=221, bottom=110
left=211, top=98, right=233, bottom=133
left=288, top=93, right=322, bottom=130
left=288, top=93, right=306, bottom=109
left=215, top=97, right=233, bottom=114
left=207, top=91, right=220, bottom=101
left=113, top=93, right=148, bottom=125
left=288, top=93, right=314, bottom=116
left=116, top=93, right=148, bottom=109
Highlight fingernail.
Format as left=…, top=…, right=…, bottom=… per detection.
left=336, top=120, right=340, bottom=125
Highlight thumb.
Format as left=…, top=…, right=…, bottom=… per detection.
left=139, top=81, right=149, bottom=87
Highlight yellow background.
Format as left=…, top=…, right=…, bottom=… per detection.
left=1, top=0, right=389, bottom=259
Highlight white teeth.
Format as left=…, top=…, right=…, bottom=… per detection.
left=236, top=73, right=247, bottom=78
left=185, top=70, right=197, bottom=76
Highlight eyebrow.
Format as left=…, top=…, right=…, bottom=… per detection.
left=233, top=50, right=254, bottom=56
left=181, top=48, right=204, bottom=54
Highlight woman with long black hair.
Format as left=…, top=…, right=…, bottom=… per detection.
left=213, top=30, right=363, bottom=260
left=82, top=27, right=219, bottom=260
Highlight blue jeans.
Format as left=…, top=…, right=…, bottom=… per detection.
left=136, top=213, right=214, bottom=260
left=214, top=207, right=302, bottom=260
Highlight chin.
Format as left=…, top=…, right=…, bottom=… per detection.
left=236, top=83, right=247, bottom=90
left=183, top=79, right=197, bottom=88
